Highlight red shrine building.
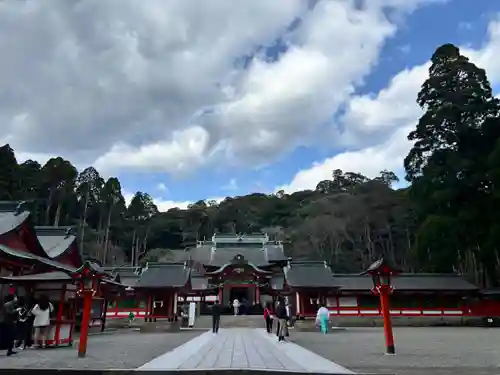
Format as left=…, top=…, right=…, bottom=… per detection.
left=0, top=201, right=119, bottom=346
left=2, top=201, right=500, bottom=328
left=106, top=233, right=500, bottom=323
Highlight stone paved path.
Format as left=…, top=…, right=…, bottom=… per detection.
left=138, top=328, right=355, bottom=373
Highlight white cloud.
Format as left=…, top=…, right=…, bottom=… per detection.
left=278, top=125, right=413, bottom=192
left=123, top=191, right=225, bottom=212
left=156, top=183, right=168, bottom=192
left=222, top=178, right=238, bottom=191
left=94, top=126, right=210, bottom=176
left=0, top=0, right=439, bottom=176
left=279, top=16, right=500, bottom=193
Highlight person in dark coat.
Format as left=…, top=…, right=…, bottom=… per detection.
left=211, top=302, right=221, bottom=333
left=0, top=294, right=19, bottom=356
left=275, top=298, right=288, bottom=342
left=15, top=296, right=32, bottom=350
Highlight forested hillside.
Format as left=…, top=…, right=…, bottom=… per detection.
left=1, top=43, right=500, bottom=286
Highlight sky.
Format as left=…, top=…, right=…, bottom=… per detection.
left=1, top=0, right=500, bottom=211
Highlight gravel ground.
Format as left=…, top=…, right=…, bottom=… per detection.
left=0, top=330, right=205, bottom=369
left=291, top=326, right=500, bottom=375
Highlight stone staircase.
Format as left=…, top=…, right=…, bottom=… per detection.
left=138, top=315, right=265, bottom=333
left=194, top=314, right=265, bottom=329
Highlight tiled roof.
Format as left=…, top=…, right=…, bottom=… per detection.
left=135, top=262, right=190, bottom=288
left=189, top=244, right=286, bottom=267
left=35, top=226, right=77, bottom=259
left=334, top=274, right=480, bottom=291
left=159, top=249, right=190, bottom=263
left=0, top=271, right=71, bottom=282
left=0, top=244, right=76, bottom=273
left=284, top=261, right=337, bottom=288
left=0, top=201, right=30, bottom=236
left=104, top=266, right=142, bottom=277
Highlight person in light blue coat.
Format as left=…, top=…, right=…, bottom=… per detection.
left=315, top=303, right=330, bottom=334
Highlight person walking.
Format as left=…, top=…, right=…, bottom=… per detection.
left=0, top=294, right=19, bottom=356
left=275, top=298, right=288, bottom=342
left=31, top=294, right=53, bottom=348
left=316, top=303, right=330, bottom=334
left=15, top=296, right=30, bottom=350
left=263, top=302, right=273, bottom=333
left=232, top=298, right=240, bottom=316
left=211, top=301, right=221, bottom=334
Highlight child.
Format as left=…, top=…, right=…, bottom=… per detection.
left=128, top=312, right=135, bottom=327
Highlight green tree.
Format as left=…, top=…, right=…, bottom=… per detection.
left=76, top=167, right=103, bottom=254
left=40, top=157, right=78, bottom=226
left=0, top=144, right=19, bottom=200
left=405, top=43, right=500, bottom=281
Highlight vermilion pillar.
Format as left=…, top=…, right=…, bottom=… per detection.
left=78, top=290, right=93, bottom=357
left=379, top=285, right=395, bottom=354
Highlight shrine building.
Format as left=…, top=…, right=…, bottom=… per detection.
left=2, top=200, right=500, bottom=328
left=106, top=232, right=500, bottom=322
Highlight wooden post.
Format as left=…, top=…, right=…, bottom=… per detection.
left=379, top=285, right=395, bottom=355
left=54, top=285, right=66, bottom=345
left=78, top=290, right=93, bottom=357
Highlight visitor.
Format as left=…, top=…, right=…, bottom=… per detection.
left=211, top=301, right=221, bottom=333
left=232, top=298, right=240, bottom=316
left=316, top=303, right=330, bottom=334
left=275, top=297, right=288, bottom=342
left=128, top=311, right=135, bottom=327
left=15, top=296, right=31, bottom=350
left=284, top=300, right=291, bottom=336
left=263, top=302, right=273, bottom=333
left=31, top=294, right=53, bottom=348
left=0, top=294, right=19, bottom=356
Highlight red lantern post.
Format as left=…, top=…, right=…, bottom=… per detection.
left=72, top=261, right=103, bottom=358
left=362, top=257, right=400, bottom=355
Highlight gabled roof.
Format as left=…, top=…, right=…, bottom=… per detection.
left=284, top=261, right=337, bottom=288
left=0, top=201, right=30, bottom=236
left=35, top=226, right=82, bottom=267
left=35, top=226, right=75, bottom=258
left=334, top=273, right=479, bottom=292
left=135, top=262, right=190, bottom=288
left=103, top=266, right=142, bottom=287
left=210, top=249, right=268, bottom=267
left=190, top=245, right=286, bottom=267
left=0, top=243, right=77, bottom=273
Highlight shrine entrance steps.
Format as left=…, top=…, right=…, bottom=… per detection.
left=197, top=314, right=265, bottom=328
left=137, top=328, right=355, bottom=374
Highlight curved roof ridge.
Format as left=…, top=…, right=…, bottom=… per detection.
left=0, top=201, right=31, bottom=236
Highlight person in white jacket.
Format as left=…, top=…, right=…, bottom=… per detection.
left=232, top=299, right=240, bottom=316
left=30, top=295, right=53, bottom=348
left=316, top=304, right=330, bottom=334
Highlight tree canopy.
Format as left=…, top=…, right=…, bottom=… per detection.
left=1, top=42, right=499, bottom=286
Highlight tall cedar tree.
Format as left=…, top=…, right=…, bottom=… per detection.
left=404, top=43, right=500, bottom=280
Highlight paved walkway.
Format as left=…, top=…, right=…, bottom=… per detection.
left=138, top=328, right=354, bottom=373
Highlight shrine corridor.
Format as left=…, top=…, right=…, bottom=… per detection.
left=137, top=328, right=354, bottom=373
